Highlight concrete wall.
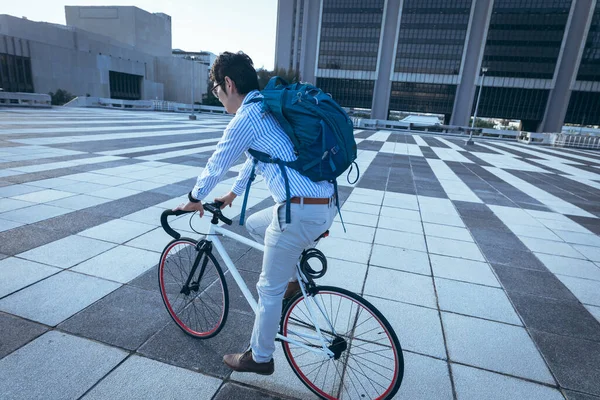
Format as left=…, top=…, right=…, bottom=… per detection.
left=155, top=56, right=208, bottom=104
left=65, top=6, right=171, bottom=57
left=0, top=13, right=199, bottom=102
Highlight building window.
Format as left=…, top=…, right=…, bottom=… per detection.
left=472, top=87, right=550, bottom=120
left=0, top=52, right=34, bottom=93
left=394, top=0, right=472, bottom=75
left=318, top=0, right=384, bottom=71
left=389, top=82, right=457, bottom=115
left=576, top=2, right=600, bottom=82
left=481, top=0, right=572, bottom=79
left=109, top=71, right=142, bottom=100
left=316, top=78, right=374, bottom=109
left=565, top=91, right=600, bottom=125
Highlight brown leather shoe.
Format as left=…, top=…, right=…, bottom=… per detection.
left=223, top=350, right=274, bottom=375
left=284, top=280, right=301, bottom=300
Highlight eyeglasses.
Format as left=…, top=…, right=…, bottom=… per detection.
left=211, top=80, right=224, bottom=97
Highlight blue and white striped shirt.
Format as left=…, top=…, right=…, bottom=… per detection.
left=192, top=90, right=334, bottom=203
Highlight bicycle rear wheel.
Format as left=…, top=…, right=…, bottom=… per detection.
left=280, top=286, right=403, bottom=400
left=158, top=238, right=228, bottom=338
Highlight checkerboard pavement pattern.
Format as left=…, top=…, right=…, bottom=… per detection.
left=1, top=107, right=600, bottom=399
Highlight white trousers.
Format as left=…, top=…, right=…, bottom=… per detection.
left=245, top=201, right=337, bottom=363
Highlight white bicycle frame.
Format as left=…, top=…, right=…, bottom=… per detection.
left=204, top=222, right=336, bottom=359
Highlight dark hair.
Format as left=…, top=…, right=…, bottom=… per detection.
left=210, top=51, right=259, bottom=95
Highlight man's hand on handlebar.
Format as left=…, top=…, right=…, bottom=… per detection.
left=173, top=201, right=205, bottom=217
left=214, top=191, right=237, bottom=209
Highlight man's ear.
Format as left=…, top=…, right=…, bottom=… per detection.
left=224, top=76, right=236, bottom=95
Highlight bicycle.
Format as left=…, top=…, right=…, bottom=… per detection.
left=158, top=202, right=404, bottom=399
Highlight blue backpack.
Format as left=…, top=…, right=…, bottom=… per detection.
left=239, top=76, right=359, bottom=225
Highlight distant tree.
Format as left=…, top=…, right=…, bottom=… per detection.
left=48, top=89, right=75, bottom=106
left=256, top=67, right=301, bottom=90
left=470, top=118, right=495, bottom=129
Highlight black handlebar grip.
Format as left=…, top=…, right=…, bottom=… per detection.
left=160, top=209, right=190, bottom=239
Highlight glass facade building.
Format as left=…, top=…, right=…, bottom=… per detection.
left=276, top=0, right=600, bottom=130
left=565, top=2, right=600, bottom=125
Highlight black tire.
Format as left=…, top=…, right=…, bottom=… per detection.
left=158, top=238, right=229, bottom=338
left=280, top=286, right=403, bottom=400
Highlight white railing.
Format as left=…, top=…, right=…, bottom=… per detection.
left=0, top=92, right=51, bottom=107
left=549, top=133, right=600, bottom=149
left=65, top=96, right=227, bottom=114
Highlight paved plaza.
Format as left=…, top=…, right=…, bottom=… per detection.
left=0, top=107, right=599, bottom=400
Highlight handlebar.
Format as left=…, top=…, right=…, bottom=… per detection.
left=160, top=201, right=232, bottom=240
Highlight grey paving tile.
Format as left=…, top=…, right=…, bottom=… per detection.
left=535, top=253, right=600, bottom=281
left=0, top=270, right=121, bottom=326
left=452, top=363, right=565, bottom=400
left=369, top=244, right=431, bottom=275
left=0, top=198, right=35, bottom=213
left=0, top=312, right=48, bottom=359
left=427, top=236, right=485, bottom=261
left=430, top=254, right=500, bottom=287
left=423, top=222, right=473, bottom=242
left=0, top=218, right=24, bottom=233
left=479, top=243, right=548, bottom=270
left=530, top=329, right=600, bottom=396
left=138, top=309, right=254, bottom=378
left=395, top=352, right=453, bottom=400
left=0, top=203, right=71, bottom=224
left=71, top=245, right=158, bottom=283
left=0, top=225, right=70, bottom=256
left=364, top=267, right=437, bottom=308
left=317, top=237, right=371, bottom=264
left=0, top=184, right=41, bottom=197
left=18, top=235, right=116, bottom=269
left=564, top=390, right=600, bottom=400
left=520, top=236, right=586, bottom=259
left=59, top=285, right=170, bottom=350
left=573, top=244, right=600, bottom=262
left=212, top=382, right=287, bottom=400
left=366, top=296, right=446, bottom=359
left=435, top=278, right=521, bottom=325
left=509, top=291, right=600, bottom=341
left=492, top=264, right=579, bottom=302
left=45, top=193, right=110, bottom=210
left=0, top=257, right=61, bottom=298
left=33, top=210, right=113, bottom=234
left=12, top=189, right=76, bottom=203
left=374, top=228, right=427, bottom=251
left=82, top=355, right=222, bottom=400
left=0, top=331, right=127, bottom=400
left=557, top=275, right=600, bottom=307
left=317, top=258, right=367, bottom=294
left=442, top=312, right=554, bottom=384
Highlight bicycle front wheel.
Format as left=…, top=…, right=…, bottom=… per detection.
left=158, top=238, right=228, bottom=338
left=281, top=286, right=403, bottom=400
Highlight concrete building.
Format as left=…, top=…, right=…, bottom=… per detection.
left=0, top=6, right=208, bottom=103
left=275, top=0, right=600, bottom=132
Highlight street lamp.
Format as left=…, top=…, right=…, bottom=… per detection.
left=467, top=67, right=488, bottom=145
left=189, top=60, right=197, bottom=120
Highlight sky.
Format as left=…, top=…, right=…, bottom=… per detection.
left=1, top=0, right=278, bottom=70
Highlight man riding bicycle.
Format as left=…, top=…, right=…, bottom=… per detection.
left=175, top=51, right=337, bottom=375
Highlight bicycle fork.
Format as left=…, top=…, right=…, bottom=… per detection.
left=180, top=240, right=211, bottom=295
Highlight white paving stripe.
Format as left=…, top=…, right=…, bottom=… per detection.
left=495, top=142, right=594, bottom=165
left=426, top=159, right=482, bottom=203
left=484, top=167, right=595, bottom=217
left=11, top=127, right=219, bottom=145
left=9, top=156, right=126, bottom=174
left=0, top=119, right=173, bottom=126
left=431, top=147, right=473, bottom=163
left=98, top=137, right=220, bottom=156
left=434, top=136, right=464, bottom=151
left=366, top=130, right=392, bottom=142
left=0, top=124, right=202, bottom=135
left=381, top=142, right=423, bottom=157
left=412, top=135, right=428, bottom=146
left=136, top=145, right=218, bottom=161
